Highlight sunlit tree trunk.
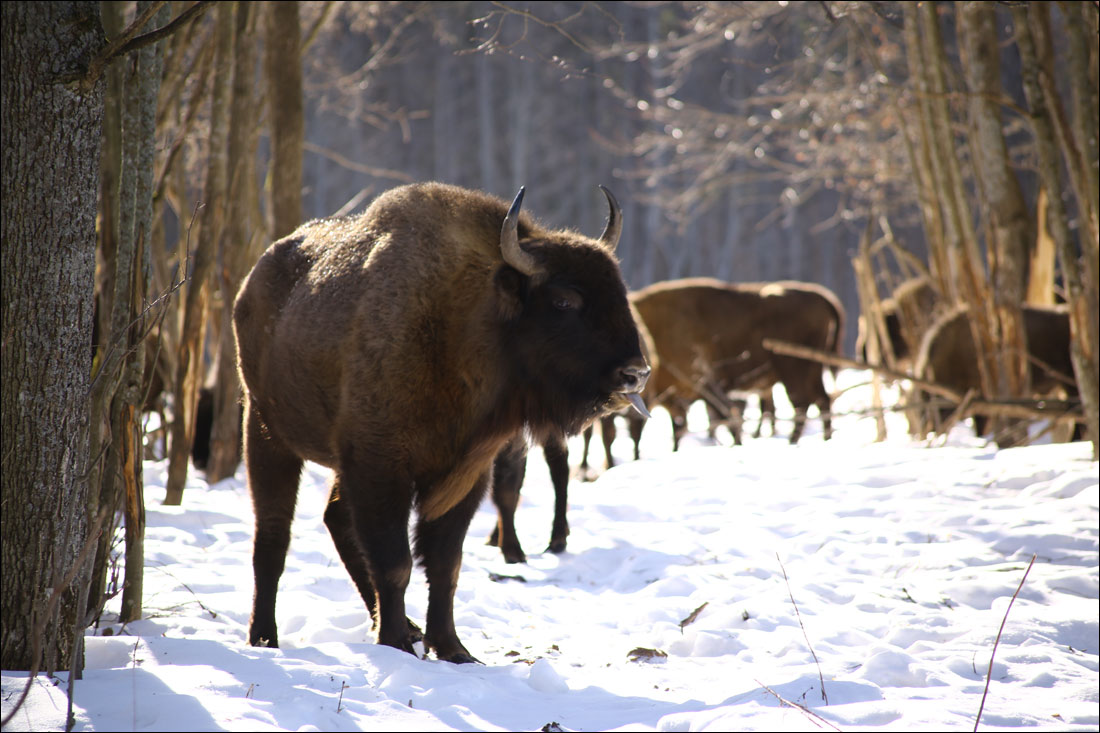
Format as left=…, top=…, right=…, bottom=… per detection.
left=264, top=0, right=303, bottom=240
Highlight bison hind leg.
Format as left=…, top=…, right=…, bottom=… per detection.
left=324, top=478, right=381, bottom=622
left=244, top=400, right=304, bottom=649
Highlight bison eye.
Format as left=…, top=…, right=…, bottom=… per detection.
left=549, top=286, right=583, bottom=312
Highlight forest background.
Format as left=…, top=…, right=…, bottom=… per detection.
left=2, top=0, right=1097, bottom=719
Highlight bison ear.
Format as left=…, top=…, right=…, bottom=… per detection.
left=494, top=265, right=527, bottom=320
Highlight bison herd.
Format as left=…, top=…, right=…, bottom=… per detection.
left=223, top=182, right=1082, bottom=663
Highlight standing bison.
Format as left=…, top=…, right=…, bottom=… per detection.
left=622, top=278, right=843, bottom=454
left=914, top=304, right=1076, bottom=436
left=233, top=182, right=649, bottom=663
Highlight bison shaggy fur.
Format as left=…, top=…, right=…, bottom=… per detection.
left=233, top=182, right=649, bottom=663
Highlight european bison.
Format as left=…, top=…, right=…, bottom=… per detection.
left=857, top=276, right=940, bottom=370
left=233, top=182, right=650, bottom=663
left=914, top=304, right=1076, bottom=436
left=616, top=278, right=843, bottom=457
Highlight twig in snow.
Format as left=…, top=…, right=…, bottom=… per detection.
left=337, top=681, right=348, bottom=713
left=974, top=554, right=1036, bottom=732
left=679, top=602, right=709, bottom=633
left=755, top=679, right=842, bottom=731
left=777, top=553, right=829, bottom=705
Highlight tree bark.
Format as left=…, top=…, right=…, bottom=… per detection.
left=958, top=1, right=1032, bottom=446
left=1, top=0, right=103, bottom=673
left=207, top=1, right=258, bottom=482
left=264, top=0, right=304, bottom=240
left=1015, top=4, right=1100, bottom=458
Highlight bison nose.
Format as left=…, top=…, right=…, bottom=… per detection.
left=618, top=363, right=650, bottom=393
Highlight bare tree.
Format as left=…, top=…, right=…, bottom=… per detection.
left=165, top=2, right=235, bottom=506
left=207, top=2, right=260, bottom=482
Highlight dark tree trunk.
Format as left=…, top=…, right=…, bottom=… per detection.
left=1, top=0, right=103, bottom=673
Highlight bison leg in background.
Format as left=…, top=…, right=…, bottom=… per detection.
left=415, top=473, right=491, bottom=664
left=776, top=358, right=832, bottom=444
left=323, top=478, right=423, bottom=643
left=626, top=411, right=645, bottom=460
left=579, top=424, right=596, bottom=475
left=756, top=394, right=776, bottom=438
left=707, top=399, right=744, bottom=445
left=543, top=433, right=570, bottom=554
left=488, top=437, right=529, bottom=563
left=599, top=415, right=617, bottom=469
left=244, top=400, right=304, bottom=649
left=488, top=432, right=572, bottom=562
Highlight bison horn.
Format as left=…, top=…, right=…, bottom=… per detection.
left=597, top=185, right=622, bottom=251
left=500, top=187, right=540, bottom=276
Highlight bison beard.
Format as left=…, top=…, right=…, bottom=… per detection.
left=233, top=182, right=648, bottom=663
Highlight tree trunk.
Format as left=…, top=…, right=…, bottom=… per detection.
left=958, top=1, right=1032, bottom=446
left=165, top=2, right=235, bottom=505
left=1015, top=5, right=1100, bottom=458
left=1, top=0, right=103, bottom=673
left=264, top=0, right=304, bottom=240
left=207, top=1, right=258, bottom=482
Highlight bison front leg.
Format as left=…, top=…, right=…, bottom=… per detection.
left=244, top=400, right=304, bottom=648
left=415, top=473, right=490, bottom=664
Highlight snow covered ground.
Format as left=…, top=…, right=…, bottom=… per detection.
left=4, top=370, right=1097, bottom=731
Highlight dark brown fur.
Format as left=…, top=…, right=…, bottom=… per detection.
left=857, top=276, right=940, bottom=369
left=234, top=182, right=648, bottom=663
left=621, top=278, right=845, bottom=454
left=914, top=304, right=1076, bottom=436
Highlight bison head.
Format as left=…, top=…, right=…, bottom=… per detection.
left=493, top=186, right=650, bottom=439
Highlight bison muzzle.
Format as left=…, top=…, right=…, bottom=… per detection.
left=234, top=182, right=648, bottom=663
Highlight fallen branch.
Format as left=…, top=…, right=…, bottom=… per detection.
left=975, top=554, right=1036, bottom=731
left=763, top=339, right=1086, bottom=424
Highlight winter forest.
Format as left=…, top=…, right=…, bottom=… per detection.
left=2, top=1, right=1098, bottom=727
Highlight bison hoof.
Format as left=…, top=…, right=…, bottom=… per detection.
left=502, top=547, right=527, bottom=564
left=248, top=627, right=279, bottom=648
left=547, top=539, right=567, bottom=554
left=431, top=642, right=481, bottom=665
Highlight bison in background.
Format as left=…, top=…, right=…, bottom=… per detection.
left=913, top=304, right=1077, bottom=437
left=857, top=276, right=941, bottom=371
left=608, top=278, right=843, bottom=461
left=233, top=182, right=649, bottom=663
